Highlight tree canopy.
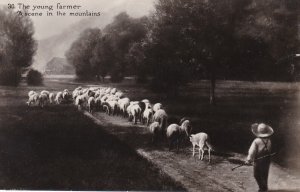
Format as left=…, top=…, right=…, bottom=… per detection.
left=0, top=7, right=37, bottom=86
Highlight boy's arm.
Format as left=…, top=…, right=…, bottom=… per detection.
left=246, top=140, right=257, bottom=163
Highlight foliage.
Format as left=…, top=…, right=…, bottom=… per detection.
left=90, top=36, right=114, bottom=82
left=26, top=69, right=43, bottom=86
left=0, top=7, right=37, bottom=86
left=103, top=13, right=149, bottom=81
left=0, top=65, right=21, bottom=86
left=66, top=13, right=148, bottom=82
left=141, top=0, right=299, bottom=95
left=65, top=28, right=102, bottom=80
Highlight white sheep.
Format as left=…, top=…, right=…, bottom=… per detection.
left=49, top=93, right=56, bottom=104
left=152, top=109, right=168, bottom=133
left=129, top=104, right=141, bottom=124
left=107, top=100, right=118, bottom=116
left=27, top=92, right=39, bottom=106
left=118, top=97, right=130, bottom=117
left=75, top=94, right=85, bottom=110
left=166, top=119, right=192, bottom=152
left=148, top=121, right=162, bottom=142
left=28, top=90, right=37, bottom=97
left=38, top=93, right=48, bottom=108
left=55, top=92, right=63, bottom=104
left=40, top=90, right=50, bottom=97
left=143, top=108, right=154, bottom=126
left=189, top=132, right=212, bottom=162
left=166, top=124, right=181, bottom=152
left=153, top=103, right=163, bottom=112
left=115, top=91, right=124, bottom=98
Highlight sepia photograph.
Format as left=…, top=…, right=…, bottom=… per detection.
left=0, top=0, right=299, bottom=191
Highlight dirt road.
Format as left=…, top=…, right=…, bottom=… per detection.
left=85, top=111, right=300, bottom=192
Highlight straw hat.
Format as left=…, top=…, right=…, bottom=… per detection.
left=251, top=123, right=274, bottom=138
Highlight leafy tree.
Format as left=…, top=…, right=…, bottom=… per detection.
left=90, top=36, right=114, bottom=82
left=65, top=28, right=102, bottom=80
left=103, top=12, right=148, bottom=82
left=27, top=69, right=43, bottom=86
left=144, top=0, right=299, bottom=102
left=0, top=7, right=37, bottom=86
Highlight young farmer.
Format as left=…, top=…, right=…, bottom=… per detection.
left=245, top=123, right=274, bottom=192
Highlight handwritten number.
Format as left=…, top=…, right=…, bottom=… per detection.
left=8, top=4, right=15, bottom=9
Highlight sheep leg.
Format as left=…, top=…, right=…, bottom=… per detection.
left=199, top=147, right=201, bottom=159
left=201, top=149, right=204, bottom=160
left=208, top=148, right=211, bottom=162
left=192, top=145, right=195, bottom=157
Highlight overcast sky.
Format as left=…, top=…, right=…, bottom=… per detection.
left=0, top=0, right=155, bottom=39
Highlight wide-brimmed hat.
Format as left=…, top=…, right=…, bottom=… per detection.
left=251, top=123, right=274, bottom=138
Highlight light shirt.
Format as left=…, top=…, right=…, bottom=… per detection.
left=247, top=137, right=272, bottom=161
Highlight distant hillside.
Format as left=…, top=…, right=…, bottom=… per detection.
left=45, top=57, right=75, bottom=75
left=34, top=16, right=111, bottom=72
left=33, top=0, right=155, bottom=72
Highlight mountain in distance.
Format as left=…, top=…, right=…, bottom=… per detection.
left=33, top=0, right=155, bottom=72
left=44, top=57, right=75, bottom=75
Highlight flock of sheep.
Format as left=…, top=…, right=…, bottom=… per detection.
left=27, top=86, right=213, bottom=161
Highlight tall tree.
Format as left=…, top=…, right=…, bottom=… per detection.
left=65, top=28, right=101, bottom=80
left=0, top=7, right=37, bottom=85
left=103, top=12, right=148, bottom=82
left=90, top=35, right=114, bottom=82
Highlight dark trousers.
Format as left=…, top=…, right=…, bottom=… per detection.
left=253, top=157, right=271, bottom=191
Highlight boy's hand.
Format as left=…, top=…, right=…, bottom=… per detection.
left=244, top=160, right=252, bottom=165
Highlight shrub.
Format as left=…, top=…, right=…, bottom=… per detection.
left=27, top=69, right=43, bottom=86
left=0, top=65, right=21, bottom=86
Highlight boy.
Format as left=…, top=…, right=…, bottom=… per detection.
left=245, top=123, right=274, bottom=192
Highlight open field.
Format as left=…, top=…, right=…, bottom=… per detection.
left=1, top=77, right=300, bottom=190
left=0, top=81, right=184, bottom=190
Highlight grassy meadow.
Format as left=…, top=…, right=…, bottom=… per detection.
left=0, top=79, right=184, bottom=190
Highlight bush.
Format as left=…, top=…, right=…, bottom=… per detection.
left=27, top=69, right=43, bottom=86
left=0, top=65, right=22, bottom=86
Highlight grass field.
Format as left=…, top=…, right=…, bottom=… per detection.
left=0, top=81, right=184, bottom=190
left=1, top=77, right=300, bottom=189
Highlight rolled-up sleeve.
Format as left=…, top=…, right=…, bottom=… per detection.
left=247, top=140, right=257, bottom=161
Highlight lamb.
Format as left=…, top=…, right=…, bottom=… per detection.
left=189, top=132, right=212, bottom=162
left=166, top=119, right=192, bottom=152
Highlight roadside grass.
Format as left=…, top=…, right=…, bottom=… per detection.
left=0, top=90, right=184, bottom=190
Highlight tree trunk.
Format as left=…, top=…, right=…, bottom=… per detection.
left=210, top=65, right=216, bottom=105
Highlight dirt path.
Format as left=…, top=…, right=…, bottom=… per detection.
left=84, top=111, right=300, bottom=192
